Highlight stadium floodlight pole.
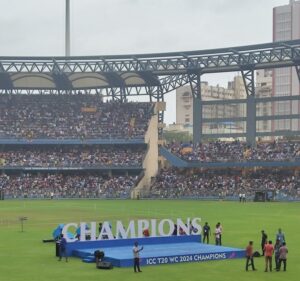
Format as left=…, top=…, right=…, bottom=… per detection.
left=65, top=0, right=71, bottom=56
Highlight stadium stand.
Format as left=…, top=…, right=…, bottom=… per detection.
left=1, top=93, right=300, bottom=201
left=0, top=94, right=153, bottom=139
left=165, top=141, right=300, bottom=162
left=0, top=146, right=145, bottom=167
left=0, top=94, right=158, bottom=199
left=0, top=173, right=138, bottom=199
left=149, top=168, right=300, bottom=200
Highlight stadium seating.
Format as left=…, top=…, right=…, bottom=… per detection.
left=0, top=94, right=153, bottom=139
left=149, top=168, right=300, bottom=200
left=1, top=93, right=299, bottom=201
left=1, top=173, right=138, bottom=199
left=0, top=95, right=155, bottom=199
left=165, top=141, right=300, bottom=162
left=0, top=146, right=145, bottom=167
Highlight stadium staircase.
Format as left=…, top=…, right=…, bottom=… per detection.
left=131, top=103, right=166, bottom=198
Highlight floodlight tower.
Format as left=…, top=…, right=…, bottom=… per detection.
left=65, top=0, right=71, bottom=56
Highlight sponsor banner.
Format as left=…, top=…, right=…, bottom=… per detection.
left=23, top=167, right=83, bottom=170
left=144, top=252, right=233, bottom=265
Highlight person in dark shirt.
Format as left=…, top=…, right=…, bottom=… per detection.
left=261, top=230, right=268, bottom=256
left=202, top=222, right=211, bottom=244
left=274, top=239, right=281, bottom=271
left=245, top=241, right=256, bottom=271
left=58, top=234, right=68, bottom=262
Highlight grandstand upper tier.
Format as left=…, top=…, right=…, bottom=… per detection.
left=0, top=94, right=154, bottom=141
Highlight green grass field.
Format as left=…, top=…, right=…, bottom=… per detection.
left=0, top=200, right=299, bottom=281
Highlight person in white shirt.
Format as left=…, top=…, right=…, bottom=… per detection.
left=133, top=242, right=143, bottom=273
left=215, top=223, right=222, bottom=245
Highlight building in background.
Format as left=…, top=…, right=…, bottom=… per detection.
left=273, top=0, right=300, bottom=132
left=176, top=76, right=246, bottom=136
left=256, top=69, right=273, bottom=135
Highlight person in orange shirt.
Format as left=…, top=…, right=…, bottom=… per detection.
left=264, top=240, right=274, bottom=272
left=245, top=241, right=256, bottom=271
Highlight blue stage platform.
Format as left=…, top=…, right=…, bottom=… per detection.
left=67, top=236, right=245, bottom=267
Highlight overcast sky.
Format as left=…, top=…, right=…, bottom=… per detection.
left=0, top=0, right=290, bottom=124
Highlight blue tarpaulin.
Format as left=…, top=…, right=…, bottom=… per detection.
left=52, top=224, right=75, bottom=240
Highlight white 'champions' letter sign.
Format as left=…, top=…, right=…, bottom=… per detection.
left=62, top=217, right=202, bottom=242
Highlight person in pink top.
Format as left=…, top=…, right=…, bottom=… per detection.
left=264, top=240, right=274, bottom=272
left=278, top=242, right=288, bottom=271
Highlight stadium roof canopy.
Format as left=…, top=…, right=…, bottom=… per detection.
left=1, top=39, right=300, bottom=97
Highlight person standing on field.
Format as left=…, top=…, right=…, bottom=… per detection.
left=202, top=222, right=211, bottom=244
left=278, top=242, right=288, bottom=272
left=214, top=223, right=221, bottom=246
left=264, top=240, right=274, bottom=272
left=276, top=228, right=286, bottom=246
left=58, top=234, right=68, bottom=262
left=245, top=241, right=256, bottom=271
left=218, top=222, right=223, bottom=245
left=274, top=239, right=281, bottom=271
left=261, top=230, right=268, bottom=256
left=133, top=241, right=143, bottom=273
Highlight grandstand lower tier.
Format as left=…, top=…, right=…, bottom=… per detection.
left=148, top=168, right=300, bottom=201
left=1, top=167, right=300, bottom=200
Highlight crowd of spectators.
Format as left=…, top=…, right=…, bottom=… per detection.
left=0, top=173, right=137, bottom=199
left=166, top=140, right=300, bottom=162
left=0, top=94, right=153, bottom=139
left=150, top=168, right=300, bottom=200
left=0, top=146, right=145, bottom=167
left=0, top=94, right=149, bottom=199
